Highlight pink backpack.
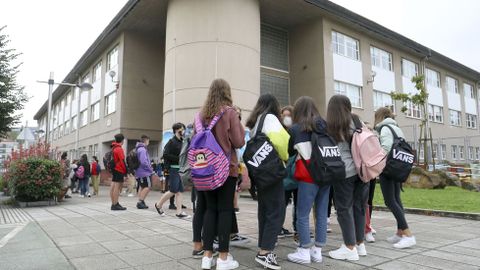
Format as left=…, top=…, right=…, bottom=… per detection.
left=187, top=109, right=231, bottom=191
left=351, top=116, right=386, bottom=183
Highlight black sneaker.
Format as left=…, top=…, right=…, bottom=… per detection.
left=255, top=252, right=281, bottom=270
left=182, top=204, right=187, bottom=209
left=234, top=208, right=240, bottom=214
left=192, top=249, right=205, bottom=259
left=111, top=203, right=127, bottom=211
left=154, top=203, right=166, bottom=216
left=230, top=234, right=250, bottom=247
left=137, top=201, right=149, bottom=209
left=64, top=195, right=71, bottom=199
left=176, top=212, right=190, bottom=219
left=169, top=204, right=177, bottom=210
left=278, top=228, right=293, bottom=238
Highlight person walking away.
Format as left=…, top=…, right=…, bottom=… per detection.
left=279, top=105, right=296, bottom=238
left=155, top=123, right=189, bottom=218
left=91, top=156, right=101, bottom=196
left=326, top=95, right=368, bottom=261
left=374, top=107, right=416, bottom=249
left=76, top=154, right=91, bottom=198
left=287, top=97, right=331, bottom=264
left=195, top=79, right=245, bottom=270
left=245, top=94, right=290, bottom=270
left=59, top=152, right=71, bottom=201
left=110, top=133, right=127, bottom=210
left=135, top=135, right=154, bottom=209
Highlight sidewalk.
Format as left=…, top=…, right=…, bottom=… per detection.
left=0, top=186, right=479, bottom=270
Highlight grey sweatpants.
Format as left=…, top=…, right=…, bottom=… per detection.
left=333, top=175, right=369, bottom=246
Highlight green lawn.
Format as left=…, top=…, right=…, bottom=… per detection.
left=373, top=185, right=480, bottom=214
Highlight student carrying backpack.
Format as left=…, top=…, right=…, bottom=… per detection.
left=378, top=125, right=414, bottom=183
left=351, top=114, right=387, bottom=182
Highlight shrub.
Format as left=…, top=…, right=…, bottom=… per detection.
left=7, top=157, right=62, bottom=202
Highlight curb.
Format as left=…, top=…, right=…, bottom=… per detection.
left=374, top=205, right=480, bottom=221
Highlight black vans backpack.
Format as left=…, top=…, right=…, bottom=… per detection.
left=379, top=125, right=415, bottom=183
left=305, top=128, right=346, bottom=186
left=243, top=114, right=286, bottom=190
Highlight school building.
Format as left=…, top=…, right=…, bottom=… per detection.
left=34, top=0, right=480, bottom=164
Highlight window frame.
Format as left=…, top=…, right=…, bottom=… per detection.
left=91, top=102, right=100, bottom=122
left=446, top=76, right=459, bottom=94
left=451, top=145, right=458, bottom=160
left=332, top=31, right=360, bottom=61
left=464, top=83, right=474, bottom=99
left=334, top=81, right=363, bottom=108
left=401, top=58, right=418, bottom=79
left=449, top=109, right=462, bottom=126
left=370, top=46, right=393, bottom=71
left=105, top=91, right=117, bottom=116
left=466, top=113, right=477, bottom=129
left=80, top=110, right=88, bottom=127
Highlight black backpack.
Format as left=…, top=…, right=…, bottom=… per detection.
left=127, top=148, right=140, bottom=171
left=379, top=125, right=415, bottom=183
left=243, top=114, right=286, bottom=190
left=304, top=127, right=346, bottom=186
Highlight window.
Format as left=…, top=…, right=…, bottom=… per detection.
left=261, top=24, right=289, bottom=71
left=261, top=73, right=289, bottom=106
left=334, top=81, right=362, bottom=108
left=464, top=83, right=474, bottom=99
left=71, top=116, right=77, bottom=131
left=107, top=46, right=119, bottom=71
left=476, top=147, right=480, bottom=160
left=65, top=120, right=70, bottom=135
left=428, top=104, right=443, bottom=123
left=446, top=76, right=459, bottom=94
left=469, top=146, right=475, bottom=160
left=451, top=145, right=458, bottom=160
left=71, top=88, right=78, bottom=116
left=466, top=113, right=477, bottom=129
left=459, top=146, right=464, bottom=160
left=418, top=143, right=424, bottom=160
left=332, top=31, right=360, bottom=60
left=449, top=110, right=461, bottom=126
left=402, top=59, right=418, bottom=79
left=425, top=68, right=440, bottom=88
left=80, top=110, right=88, bottom=127
left=58, top=124, right=63, bottom=138
left=93, top=61, right=102, bottom=83
left=64, top=93, right=71, bottom=122
left=441, top=144, right=447, bottom=160
left=405, top=101, right=422, bottom=119
left=373, top=91, right=394, bottom=111
left=370, top=47, right=392, bottom=71
left=105, top=92, right=117, bottom=115
left=91, top=62, right=102, bottom=103
left=433, top=144, right=438, bottom=160
left=91, top=102, right=100, bottom=122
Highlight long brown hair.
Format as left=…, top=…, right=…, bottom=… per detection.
left=327, top=95, right=353, bottom=142
left=246, top=93, right=281, bottom=129
left=374, top=107, right=395, bottom=127
left=201, top=79, right=233, bottom=120
left=293, top=96, right=321, bottom=132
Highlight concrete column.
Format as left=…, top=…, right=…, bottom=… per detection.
left=163, top=0, right=260, bottom=129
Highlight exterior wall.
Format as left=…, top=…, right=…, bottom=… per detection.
left=163, top=0, right=261, bottom=129
left=289, top=19, right=327, bottom=114
left=121, top=31, right=165, bottom=143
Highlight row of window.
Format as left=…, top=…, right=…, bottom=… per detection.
left=332, top=31, right=476, bottom=98
left=417, top=144, right=480, bottom=161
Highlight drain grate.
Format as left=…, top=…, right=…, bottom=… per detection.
left=0, top=205, right=33, bottom=225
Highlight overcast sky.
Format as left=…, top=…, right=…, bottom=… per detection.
left=2, top=0, right=479, bottom=127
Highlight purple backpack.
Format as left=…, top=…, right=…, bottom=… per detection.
left=188, top=110, right=230, bottom=191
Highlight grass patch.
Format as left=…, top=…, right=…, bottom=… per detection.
left=373, top=185, right=480, bottom=214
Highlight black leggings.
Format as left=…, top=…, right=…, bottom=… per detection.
left=380, top=176, right=408, bottom=230
left=203, top=176, right=237, bottom=252
left=192, top=189, right=238, bottom=243
left=327, top=186, right=335, bottom=217
left=367, top=179, right=376, bottom=219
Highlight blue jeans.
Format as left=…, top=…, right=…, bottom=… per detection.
left=296, top=181, right=330, bottom=248
left=79, top=178, right=88, bottom=196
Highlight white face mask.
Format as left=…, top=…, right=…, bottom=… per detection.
left=283, top=116, right=292, bottom=127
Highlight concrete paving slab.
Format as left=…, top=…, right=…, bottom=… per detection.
left=115, top=248, right=171, bottom=266
left=69, top=253, right=130, bottom=270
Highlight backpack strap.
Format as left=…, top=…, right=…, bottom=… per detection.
left=207, top=107, right=231, bottom=130
left=194, top=113, right=204, bottom=133
left=379, top=124, right=399, bottom=139
left=352, top=114, right=363, bottom=132
left=255, top=113, right=268, bottom=137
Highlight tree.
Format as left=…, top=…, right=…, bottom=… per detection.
left=0, top=26, right=27, bottom=138
left=390, top=75, right=433, bottom=167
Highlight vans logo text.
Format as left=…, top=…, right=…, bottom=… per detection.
left=319, top=146, right=341, bottom=158
left=393, top=149, right=414, bottom=163
left=247, top=141, right=273, bottom=168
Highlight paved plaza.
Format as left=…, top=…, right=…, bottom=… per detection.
left=0, top=187, right=479, bottom=270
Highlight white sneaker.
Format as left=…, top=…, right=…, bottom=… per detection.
left=310, top=246, right=322, bottom=263
left=371, top=228, right=377, bottom=235
left=393, top=236, right=416, bottom=249
left=216, top=255, right=239, bottom=270
left=329, top=244, right=359, bottom=261
left=287, top=247, right=311, bottom=264
left=365, top=232, right=375, bottom=243
left=356, top=243, right=367, bottom=256
left=127, top=193, right=135, bottom=197
left=327, top=217, right=331, bottom=225
left=201, top=256, right=216, bottom=269
left=387, top=234, right=402, bottom=244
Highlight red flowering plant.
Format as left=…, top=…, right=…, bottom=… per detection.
left=3, top=143, right=62, bottom=202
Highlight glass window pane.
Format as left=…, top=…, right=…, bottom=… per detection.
left=261, top=24, right=289, bottom=71
left=261, top=73, right=289, bottom=106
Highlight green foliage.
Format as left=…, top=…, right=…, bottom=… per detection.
left=374, top=185, right=480, bottom=213
left=7, top=157, right=62, bottom=202
left=0, top=26, right=28, bottom=138
left=0, top=175, right=5, bottom=190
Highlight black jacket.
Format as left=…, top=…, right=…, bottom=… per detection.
left=163, top=136, right=183, bottom=167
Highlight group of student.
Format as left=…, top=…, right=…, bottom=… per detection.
left=179, top=79, right=416, bottom=270
left=59, top=152, right=101, bottom=199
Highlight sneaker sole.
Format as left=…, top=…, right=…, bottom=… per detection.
left=328, top=254, right=359, bottom=261
left=255, top=257, right=281, bottom=270
left=393, top=243, right=415, bottom=249
left=230, top=240, right=250, bottom=247
left=311, top=257, right=322, bottom=263
left=287, top=256, right=310, bottom=264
